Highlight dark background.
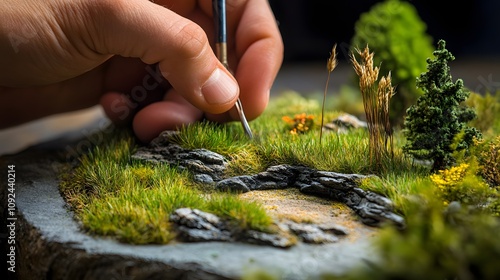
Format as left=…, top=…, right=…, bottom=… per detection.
left=269, top=0, right=500, bottom=63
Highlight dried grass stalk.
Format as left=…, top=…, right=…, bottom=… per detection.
left=320, top=44, right=338, bottom=144
left=350, top=46, right=395, bottom=169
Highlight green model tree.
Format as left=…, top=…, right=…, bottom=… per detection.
left=351, top=0, right=434, bottom=127
left=403, top=39, right=481, bottom=172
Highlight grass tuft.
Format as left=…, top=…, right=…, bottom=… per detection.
left=60, top=128, right=272, bottom=244
left=173, top=121, right=250, bottom=157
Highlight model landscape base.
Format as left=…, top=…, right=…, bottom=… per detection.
left=0, top=132, right=391, bottom=279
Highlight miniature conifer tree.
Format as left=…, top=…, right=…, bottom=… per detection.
left=403, top=39, right=481, bottom=172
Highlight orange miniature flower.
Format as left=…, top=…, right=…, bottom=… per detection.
left=282, top=113, right=315, bottom=134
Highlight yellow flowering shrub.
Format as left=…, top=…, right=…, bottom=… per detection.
left=430, top=163, right=469, bottom=188
left=282, top=113, right=315, bottom=135
left=430, top=163, right=493, bottom=207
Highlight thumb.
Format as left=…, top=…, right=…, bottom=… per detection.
left=88, top=0, right=239, bottom=114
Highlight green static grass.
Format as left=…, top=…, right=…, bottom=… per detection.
left=60, top=129, right=273, bottom=244
left=173, top=120, right=251, bottom=156
left=204, top=195, right=272, bottom=232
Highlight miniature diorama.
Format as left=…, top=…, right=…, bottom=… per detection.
left=2, top=0, right=500, bottom=279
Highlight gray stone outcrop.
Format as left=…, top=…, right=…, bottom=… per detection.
left=132, top=130, right=228, bottom=182
left=169, top=208, right=350, bottom=247
left=323, top=113, right=368, bottom=133
left=133, top=130, right=406, bottom=231
left=217, top=165, right=404, bottom=228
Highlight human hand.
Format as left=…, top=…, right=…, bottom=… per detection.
left=0, top=0, right=283, bottom=142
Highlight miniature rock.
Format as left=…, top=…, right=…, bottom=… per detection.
left=170, top=208, right=232, bottom=242
left=243, top=230, right=296, bottom=248
left=284, top=221, right=341, bottom=244
left=132, top=130, right=228, bottom=181
left=216, top=175, right=253, bottom=192
left=318, top=224, right=349, bottom=236
left=193, top=174, right=215, bottom=184
left=323, top=113, right=368, bottom=134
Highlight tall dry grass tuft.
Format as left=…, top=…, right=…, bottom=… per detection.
left=351, top=46, right=395, bottom=170
left=320, top=44, right=338, bottom=144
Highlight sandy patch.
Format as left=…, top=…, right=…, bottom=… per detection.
left=239, top=188, right=378, bottom=241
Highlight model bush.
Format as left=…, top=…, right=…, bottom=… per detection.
left=466, top=90, right=500, bottom=137
left=430, top=162, right=494, bottom=207
left=350, top=0, right=433, bottom=126
left=478, top=136, right=500, bottom=188
left=403, top=39, right=481, bottom=172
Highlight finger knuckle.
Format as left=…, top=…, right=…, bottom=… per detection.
left=173, top=21, right=209, bottom=61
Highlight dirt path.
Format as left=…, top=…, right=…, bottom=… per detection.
left=239, top=188, right=378, bottom=241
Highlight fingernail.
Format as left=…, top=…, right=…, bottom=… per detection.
left=201, top=68, right=238, bottom=105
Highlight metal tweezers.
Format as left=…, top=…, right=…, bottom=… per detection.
left=212, top=0, right=253, bottom=139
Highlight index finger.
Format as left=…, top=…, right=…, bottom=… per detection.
left=225, top=0, right=284, bottom=121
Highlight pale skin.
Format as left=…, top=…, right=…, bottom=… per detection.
left=0, top=0, right=283, bottom=142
